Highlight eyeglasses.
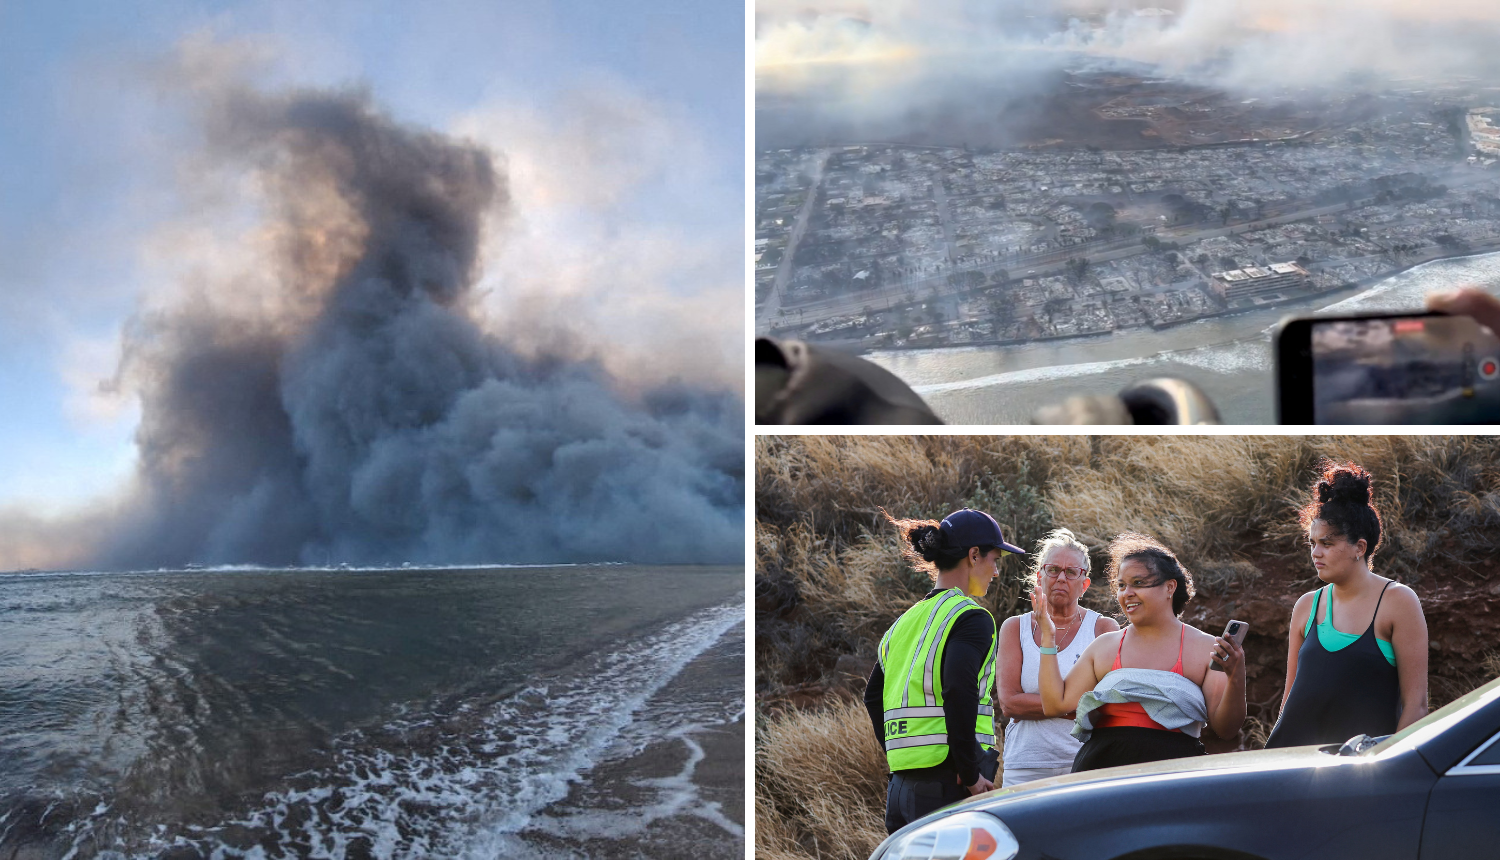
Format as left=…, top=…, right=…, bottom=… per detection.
left=1040, top=564, right=1087, bottom=581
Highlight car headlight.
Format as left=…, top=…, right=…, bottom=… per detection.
left=882, top=811, right=1020, bottom=860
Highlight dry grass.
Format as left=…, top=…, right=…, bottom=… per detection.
left=756, top=436, right=1094, bottom=693
left=755, top=435, right=1088, bottom=542
left=758, top=437, right=1500, bottom=694
left=1241, top=714, right=1275, bottom=750
left=755, top=699, right=892, bottom=860
left=1046, top=435, right=1500, bottom=583
left=1431, top=649, right=1500, bottom=707
left=756, top=435, right=1500, bottom=860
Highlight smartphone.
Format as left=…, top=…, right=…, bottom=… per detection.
left=1210, top=620, right=1249, bottom=672
left=1275, top=311, right=1500, bottom=424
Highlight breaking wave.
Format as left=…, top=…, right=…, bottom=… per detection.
left=44, top=603, right=741, bottom=859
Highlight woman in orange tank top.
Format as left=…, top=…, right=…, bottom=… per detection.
left=1033, top=534, right=1248, bottom=772
left=1091, top=623, right=1188, bottom=732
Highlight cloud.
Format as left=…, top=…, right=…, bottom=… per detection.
left=453, top=77, right=744, bottom=394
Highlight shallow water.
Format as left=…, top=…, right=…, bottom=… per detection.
left=0, top=564, right=743, bottom=859
left=863, top=250, right=1500, bottom=424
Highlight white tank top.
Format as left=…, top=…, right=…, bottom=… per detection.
left=1003, top=608, right=1100, bottom=769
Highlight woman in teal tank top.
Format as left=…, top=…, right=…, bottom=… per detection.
left=1266, top=462, right=1429, bottom=748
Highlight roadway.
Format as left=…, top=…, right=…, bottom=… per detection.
left=757, top=149, right=829, bottom=335
left=930, top=175, right=958, bottom=262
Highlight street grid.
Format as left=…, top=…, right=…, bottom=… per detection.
left=755, top=95, right=1500, bottom=349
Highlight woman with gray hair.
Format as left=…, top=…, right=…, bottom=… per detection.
left=996, top=528, right=1119, bottom=787
left=1033, top=533, right=1246, bottom=772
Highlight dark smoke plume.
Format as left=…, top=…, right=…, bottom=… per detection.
left=88, top=83, right=742, bottom=569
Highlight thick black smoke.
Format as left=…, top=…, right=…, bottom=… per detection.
left=93, top=85, right=742, bottom=568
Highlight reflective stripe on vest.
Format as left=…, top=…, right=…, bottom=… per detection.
left=880, top=588, right=998, bottom=771
left=883, top=705, right=995, bottom=721
left=886, top=733, right=948, bottom=750
left=883, top=732, right=997, bottom=749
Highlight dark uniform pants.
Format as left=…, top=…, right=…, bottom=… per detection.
left=885, top=772, right=968, bottom=834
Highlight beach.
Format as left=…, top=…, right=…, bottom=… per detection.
left=504, top=620, right=745, bottom=859
left=0, top=564, right=743, bottom=859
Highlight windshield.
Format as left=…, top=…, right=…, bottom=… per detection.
left=754, top=5, right=1500, bottom=424
left=1367, top=674, right=1500, bottom=756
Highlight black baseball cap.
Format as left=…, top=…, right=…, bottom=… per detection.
left=940, top=509, right=1026, bottom=555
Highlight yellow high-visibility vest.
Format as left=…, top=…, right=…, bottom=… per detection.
left=878, top=587, right=997, bottom=772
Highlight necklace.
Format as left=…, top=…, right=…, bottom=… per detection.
left=1035, top=606, right=1084, bottom=645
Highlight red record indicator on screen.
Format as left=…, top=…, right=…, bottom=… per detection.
left=1392, top=319, right=1426, bottom=335
left=1481, top=358, right=1500, bottom=381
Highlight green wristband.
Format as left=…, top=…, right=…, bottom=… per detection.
left=1039, top=646, right=1058, bottom=655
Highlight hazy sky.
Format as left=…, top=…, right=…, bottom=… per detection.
left=756, top=0, right=1500, bottom=93
left=0, top=0, right=743, bottom=517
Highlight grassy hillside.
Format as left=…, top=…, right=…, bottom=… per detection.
left=755, top=435, right=1500, bottom=860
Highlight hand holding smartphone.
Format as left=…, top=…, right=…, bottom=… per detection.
left=1276, top=310, right=1500, bottom=424
left=1211, top=620, right=1249, bottom=672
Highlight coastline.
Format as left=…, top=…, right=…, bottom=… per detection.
left=851, top=241, right=1500, bottom=357
left=508, top=718, right=745, bottom=860
left=862, top=248, right=1500, bottom=423
left=0, top=569, right=744, bottom=860
left=499, top=619, right=745, bottom=860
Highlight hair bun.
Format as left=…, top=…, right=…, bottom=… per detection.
left=1323, top=467, right=1371, bottom=505
left=909, top=525, right=943, bottom=562
left=1300, top=460, right=1382, bottom=563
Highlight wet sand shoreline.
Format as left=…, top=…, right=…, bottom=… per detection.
left=510, top=621, right=745, bottom=859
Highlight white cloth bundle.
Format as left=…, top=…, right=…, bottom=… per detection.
left=1072, top=668, right=1208, bottom=742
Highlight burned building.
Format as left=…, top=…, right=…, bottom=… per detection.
left=1211, top=262, right=1311, bottom=303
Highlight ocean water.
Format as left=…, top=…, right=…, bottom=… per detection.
left=864, top=250, right=1500, bottom=424
left=0, top=564, right=743, bottom=859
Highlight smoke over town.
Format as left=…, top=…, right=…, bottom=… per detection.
left=6, top=71, right=742, bottom=570
left=756, top=0, right=1500, bottom=148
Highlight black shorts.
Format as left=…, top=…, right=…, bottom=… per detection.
left=1072, top=726, right=1205, bottom=773
left=885, top=771, right=968, bottom=834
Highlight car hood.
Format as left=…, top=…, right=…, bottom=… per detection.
left=960, top=743, right=1334, bottom=812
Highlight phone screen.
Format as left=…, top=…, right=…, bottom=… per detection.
left=1309, top=315, right=1500, bottom=423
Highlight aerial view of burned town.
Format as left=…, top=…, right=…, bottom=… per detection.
left=755, top=2, right=1500, bottom=423
left=758, top=89, right=1500, bottom=343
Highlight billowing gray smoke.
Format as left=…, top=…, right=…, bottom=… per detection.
left=96, top=85, right=743, bottom=568
left=756, top=0, right=1500, bottom=149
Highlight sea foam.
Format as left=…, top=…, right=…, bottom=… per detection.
left=61, top=603, right=742, bottom=859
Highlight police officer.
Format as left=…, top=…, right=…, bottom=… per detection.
left=864, top=508, right=1025, bottom=834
